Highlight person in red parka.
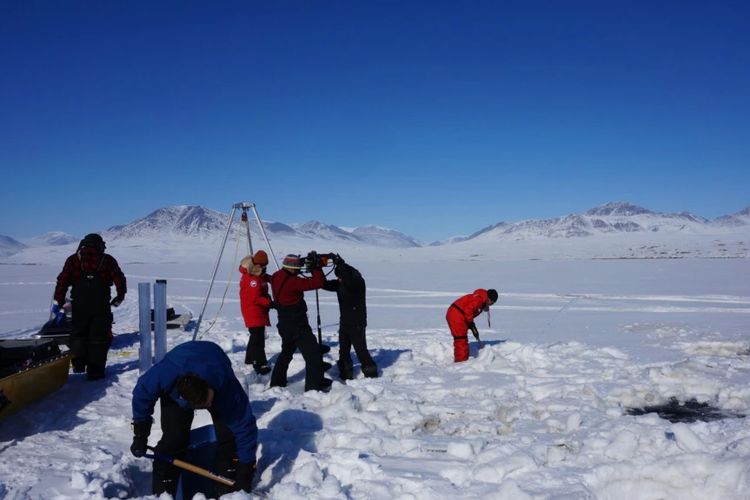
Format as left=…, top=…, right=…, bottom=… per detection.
left=239, top=250, right=273, bottom=375
left=446, top=288, right=498, bottom=362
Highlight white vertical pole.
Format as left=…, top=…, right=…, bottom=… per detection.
left=154, top=279, right=168, bottom=362
left=138, top=282, right=152, bottom=373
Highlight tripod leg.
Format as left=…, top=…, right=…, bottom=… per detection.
left=193, top=206, right=237, bottom=340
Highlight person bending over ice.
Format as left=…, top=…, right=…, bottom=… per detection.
left=446, top=288, right=498, bottom=362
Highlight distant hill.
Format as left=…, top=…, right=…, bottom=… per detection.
left=3, top=202, right=749, bottom=261
left=21, top=232, right=79, bottom=247
left=104, top=205, right=422, bottom=248
left=461, top=202, right=744, bottom=242
left=105, top=206, right=228, bottom=239
left=349, top=225, right=422, bottom=248
left=0, top=235, right=26, bottom=257
left=714, top=206, right=750, bottom=228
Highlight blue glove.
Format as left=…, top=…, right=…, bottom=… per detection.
left=51, top=303, right=65, bottom=325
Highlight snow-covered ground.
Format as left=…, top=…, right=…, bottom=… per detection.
left=1, top=246, right=749, bottom=499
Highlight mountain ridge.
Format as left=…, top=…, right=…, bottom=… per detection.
left=461, top=202, right=748, bottom=243
left=103, top=206, right=422, bottom=249
left=3, top=202, right=749, bottom=258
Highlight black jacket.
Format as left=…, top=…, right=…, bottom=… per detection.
left=323, top=262, right=367, bottom=326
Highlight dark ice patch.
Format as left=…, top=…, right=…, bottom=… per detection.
left=627, top=398, right=745, bottom=423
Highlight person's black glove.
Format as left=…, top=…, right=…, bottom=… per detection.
left=322, top=279, right=339, bottom=292
left=333, top=253, right=344, bottom=266
left=235, top=461, right=256, bottom=492
left=130, top=420, right=152, bottom=458
left=306, top=251, right=321, bottom=270
left=110, top=295, right=124, bottom=307
left=468, top=322, right=479, bottom=340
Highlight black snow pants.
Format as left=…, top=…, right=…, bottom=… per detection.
left=338, top=323, right=378, bottom=378
left=270, top=303, right=326, bottom=391
left=245, top=327, right=268, bottom=366
left=70, top=267, right=112, bottom=379
left=152, top=396, right=239, bottom=497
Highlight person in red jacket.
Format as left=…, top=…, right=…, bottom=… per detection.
left=54, top=233, right=126, bottom=380
left=446, top=288, right=498, bottom=362
left=239, top=250, right=273, bottom=375
left=269, top=252, right=332, bottom=392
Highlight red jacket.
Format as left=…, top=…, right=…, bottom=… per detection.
left=239, top=266, right=272, bottom=327
left=448, top=289, right=490, bottom=325
left=270, top=268, right=324, bottom=307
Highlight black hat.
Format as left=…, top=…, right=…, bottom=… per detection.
left=487, top=289, right=498, bottom=303
left=80, top=233, right=105, bottom=252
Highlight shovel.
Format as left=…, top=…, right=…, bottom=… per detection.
left=145, top=446, right=235, bottom=487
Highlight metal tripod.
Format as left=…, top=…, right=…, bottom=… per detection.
left=192, top=202, right=279, bottom=341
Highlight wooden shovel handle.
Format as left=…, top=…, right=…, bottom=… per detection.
left=171, top=457, right=236, bottom=486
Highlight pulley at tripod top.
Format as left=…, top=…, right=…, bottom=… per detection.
left=233, top=202, right=255, bottom=209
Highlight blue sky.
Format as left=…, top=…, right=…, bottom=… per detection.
left=1, top=1, right=748, bottom=242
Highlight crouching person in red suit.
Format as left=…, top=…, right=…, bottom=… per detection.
left=446, top=288, right=498, bottom=362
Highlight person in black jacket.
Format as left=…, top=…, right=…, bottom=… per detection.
left=323, top=255, right=378, bottom=379
left=54, top=233, right=126, bottom=380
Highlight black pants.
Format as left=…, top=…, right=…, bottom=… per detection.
left=153, top=397, right=238, bottom=497
left=245, top=327, right=268, bottom=366
left=270, top=321, right=325, bottom=391
left=70, top=310, right=112, bottom=378
left=338, top=323, right=377, bottom=376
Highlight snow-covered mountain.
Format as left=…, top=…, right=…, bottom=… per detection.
left=714, top=206, right=750, bottom=228
left=585, top=201, right=654, bottom=217
left=103, top=206, right=421, bottom=248
left=3, top=202, right=749, bottom=262
left=291, top=221, right=360, bottom=242
left=291, top=222, right=420, bottom=248
left=349, top=225, right=421, bottom=248
left=21, top=231, right=79, bottom=247
left=428, top=235, right=471, bottom=246
left=0, top=235, right=26, bottom=257
left=105, top=206, right=228, bottom=239
left=462, top=202, right=737, bottom=242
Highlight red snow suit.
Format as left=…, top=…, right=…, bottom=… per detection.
left=239, top=266, right=272, bottom=328
left=446, top=289, right=490, bottom=362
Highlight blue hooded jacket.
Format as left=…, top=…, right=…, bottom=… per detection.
left=132, top=341, right=258, bottom=463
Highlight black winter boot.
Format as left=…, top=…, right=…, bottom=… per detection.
left=253, top=364, right=272, bottom=375
left=319, top=377, right=333, bottom=392
left=362, top=364, right=379, bottom=378
left=152, top=462, right=180, bottom=497
left=337, top=361, right=354, bottom=380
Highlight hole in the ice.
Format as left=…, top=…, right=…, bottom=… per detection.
left=626, top=398, right=745, bottom=423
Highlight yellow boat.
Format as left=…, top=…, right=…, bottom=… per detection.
left=0, top=339, right=71, bottom=421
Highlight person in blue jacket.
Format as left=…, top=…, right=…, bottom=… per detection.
left=130, top=341, right=258, bottom=496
